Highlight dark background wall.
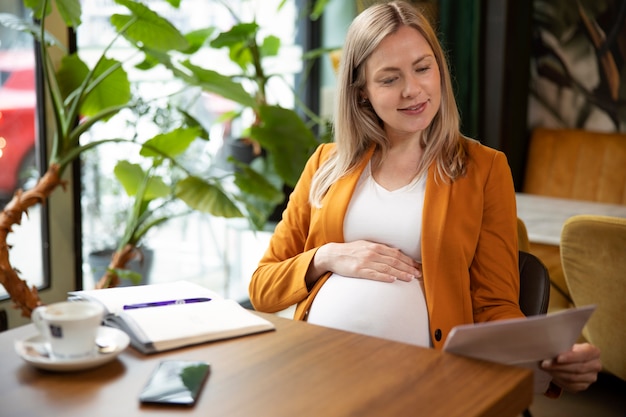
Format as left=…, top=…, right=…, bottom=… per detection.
left=439, top=0, right=626, bottom=190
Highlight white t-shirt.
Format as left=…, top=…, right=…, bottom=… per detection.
left=307, top=162, right=431, bottom=347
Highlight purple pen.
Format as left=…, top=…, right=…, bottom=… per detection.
left=123, top=297, right=211, bottom=310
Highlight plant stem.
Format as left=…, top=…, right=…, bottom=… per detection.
left=0, top=165, right=64, bottom=317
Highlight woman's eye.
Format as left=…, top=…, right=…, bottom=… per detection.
left=381, top=77, right=397, bottom=85
left=416, top=66, right=430, bottom=73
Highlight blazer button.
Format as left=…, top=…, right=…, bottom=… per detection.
left=434, top=329, right=442, bottom=341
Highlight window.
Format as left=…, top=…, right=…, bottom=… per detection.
left=0, top=1, right=46, bottom=299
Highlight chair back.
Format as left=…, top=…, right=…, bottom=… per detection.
left=518, top=249, right=550, bottom=417
left=517, top=218, right=531, bottom=253
left=561, top=215, right=626, bottom=381
left=518, top=251, right=550, bottom=316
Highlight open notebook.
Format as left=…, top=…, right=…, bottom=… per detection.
left=69, top=281, right=275, bottom=354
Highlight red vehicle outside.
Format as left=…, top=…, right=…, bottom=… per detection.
left=0, top=50, right=37, bottom=206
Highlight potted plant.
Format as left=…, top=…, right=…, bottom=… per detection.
left=83, top=94, right=240, bottom=289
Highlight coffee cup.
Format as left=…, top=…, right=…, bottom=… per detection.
left=32, top=301, right=104, bottom=359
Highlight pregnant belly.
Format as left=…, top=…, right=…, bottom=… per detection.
left=307, top=274, right=431, bottom=347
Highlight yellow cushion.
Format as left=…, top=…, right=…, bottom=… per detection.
left=523, top=128, right=626, bottom=204
left=560, top=214, right=626, bottom=381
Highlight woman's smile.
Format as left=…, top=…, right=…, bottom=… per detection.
left=399, top=101, right=427, bottom=114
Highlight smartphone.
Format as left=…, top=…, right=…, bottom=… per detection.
left=139, top=360, right=211, bottom=406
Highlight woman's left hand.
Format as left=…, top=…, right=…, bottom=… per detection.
left=541, top=342, right=602, bottom=392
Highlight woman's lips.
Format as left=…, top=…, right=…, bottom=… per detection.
left=400, top=101, right=426, bottom=114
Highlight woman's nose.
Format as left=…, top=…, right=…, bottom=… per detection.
left=402, top=75, right=421, bottom=98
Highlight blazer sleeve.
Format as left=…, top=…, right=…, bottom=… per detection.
left=470, top=149, right=523, bottom=323
left=248, top=144, right=332, bottom=313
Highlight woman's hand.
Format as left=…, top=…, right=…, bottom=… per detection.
left=541, top=343, right=602, bottom=392
left=307, top=240, right=422, bottom=286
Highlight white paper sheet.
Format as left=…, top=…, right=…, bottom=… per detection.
left=443, top=305, right=596, bottom=393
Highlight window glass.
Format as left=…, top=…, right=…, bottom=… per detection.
left=78, top=0, right=298, bottom=298
left=0, top=1, right=44, bottom=299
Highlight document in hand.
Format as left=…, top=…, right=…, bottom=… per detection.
left=443, top=305, right=596, bottom=393
left=69, top=281, right=275, bottom=354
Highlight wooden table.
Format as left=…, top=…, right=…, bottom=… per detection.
left=0, top=313, right=532, bottom=417
left=516, top=193, right=626, bottom=245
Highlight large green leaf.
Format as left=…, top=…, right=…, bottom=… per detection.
left=211, top=22, right=259, bottom=70
left=112, top=0, right=189, bottom=52
left=183, top=27, right=216, bottom=54
left=55, top=0, right=81, bottom=28
left=178, top=109, right=210, bottom=140
left=233, top=164, right=284, bottom=204
left=24, top=0, right=51, bottom=20
left=57, top=55, right=130, bottom=118
left=140, top=127, right=199, bottom=159
left=228, top=42, right=253, bottom=71
left=261, top=35, right=280, bottom=58
left=210, top=22, right=258, bottom=49
left=182, top=60, right=256, bottom=108
left=25, top=0, right=83, bottom=25
left=175, top=177, right=243, bottom=218
left=82, top=58, right=131, bottom=117
left=234, top=156, right=285, bottom=228
left=251, top=105, right=318, bottom=186
left=114, top=161, right=170, bottom=200
left=57, top=54, right=87, bottom=102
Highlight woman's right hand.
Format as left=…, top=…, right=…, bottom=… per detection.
left=306, top=240, right=422, bottom=286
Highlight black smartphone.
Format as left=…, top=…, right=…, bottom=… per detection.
left=139, top=360, right=211, bottom=406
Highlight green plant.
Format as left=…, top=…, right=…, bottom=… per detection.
left=0, top=0, right=334, bottom=312
left=0, top=0, right=244, bottom=314
left=92, top=125, right=216, bottom=289
left=153, top=0, right=333, bottom=227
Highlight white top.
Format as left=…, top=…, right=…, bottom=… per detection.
left=307, top=162, right=431, bottom=347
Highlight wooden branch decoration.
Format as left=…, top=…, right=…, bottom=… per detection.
left=94, top=244, right=141, bottom=289
left=0, top=164, right=64, bottom=318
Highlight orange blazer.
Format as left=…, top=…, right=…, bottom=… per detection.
left=249, top=140, right=524, bottom=350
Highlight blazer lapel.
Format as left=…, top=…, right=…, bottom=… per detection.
left=422, top=164, right=451, bottom=296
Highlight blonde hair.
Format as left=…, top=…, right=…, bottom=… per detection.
left=310, top=0, right=468, bottom=207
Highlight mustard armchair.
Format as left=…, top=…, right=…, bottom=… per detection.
left=560, top=214, right=626, bottom=381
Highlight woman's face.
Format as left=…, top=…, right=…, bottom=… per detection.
left=363, top=25, right=441, bottom=140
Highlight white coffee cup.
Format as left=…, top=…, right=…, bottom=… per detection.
left=32, top=301, right=104, bottom=359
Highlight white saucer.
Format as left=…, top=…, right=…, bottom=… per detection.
left=14, top=326, right=130, bottom=372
